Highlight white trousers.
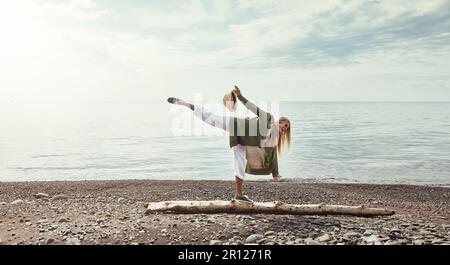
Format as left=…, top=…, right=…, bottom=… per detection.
left=194, top=106, right=247, bottom=180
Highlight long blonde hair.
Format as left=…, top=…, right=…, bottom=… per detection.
left=277, top=117, right=291, bottom=156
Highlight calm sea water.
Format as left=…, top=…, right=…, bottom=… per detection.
left=1, top=101, right=449, bottom=186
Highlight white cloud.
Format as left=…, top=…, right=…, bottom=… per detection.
left=70, top=0, right=97, bottom=10
left=0, top=0, right=449, bottom=102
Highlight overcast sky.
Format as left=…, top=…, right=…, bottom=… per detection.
left=1, top=0, right=450, bottom=102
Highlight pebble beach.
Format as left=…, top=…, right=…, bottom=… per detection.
left=0, top=180, right=449, bottom=245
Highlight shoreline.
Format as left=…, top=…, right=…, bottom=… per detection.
left=1, top=180, right=449, bottom=245
left=2, top=178, right=449, bottom=188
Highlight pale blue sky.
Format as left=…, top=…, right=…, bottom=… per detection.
left=1, top=0, right=450, bottom=102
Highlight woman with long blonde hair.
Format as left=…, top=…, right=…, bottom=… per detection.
left=276, top=116, right=292, bottom=156
left=168, top=85, right=291, bottom=203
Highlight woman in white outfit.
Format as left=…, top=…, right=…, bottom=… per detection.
left=168, top=86, right=291, bottom=203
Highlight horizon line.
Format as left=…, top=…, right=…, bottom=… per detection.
left=2, top=100, right=450, bottom=104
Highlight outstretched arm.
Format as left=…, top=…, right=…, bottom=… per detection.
left=232, top=85, right=272, bottom=119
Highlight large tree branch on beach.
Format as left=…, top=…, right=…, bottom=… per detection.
left=144, top=200, right=395, bottom=217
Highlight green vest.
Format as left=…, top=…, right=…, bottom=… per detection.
left=228, top=94, right=274, bottom=148
left=228, top=94, right=279, bottom=176
left=245, top=146, right=279, bottom=176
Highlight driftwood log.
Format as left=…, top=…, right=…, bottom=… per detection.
left=144, top=200, right=395, bottom=217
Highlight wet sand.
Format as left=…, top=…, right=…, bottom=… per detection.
left=0, top=180, right=449, bottom=245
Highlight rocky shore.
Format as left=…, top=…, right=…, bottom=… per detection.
left=0, top=180, right=448, bottom=245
